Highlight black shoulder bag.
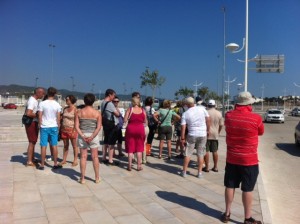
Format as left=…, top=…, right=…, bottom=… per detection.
left=101, top=101, right=115, bottom=129
left=22, top=107, right=33, bottom=126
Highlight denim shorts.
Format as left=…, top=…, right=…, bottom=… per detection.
left=40, top=127, right=59, bottom=147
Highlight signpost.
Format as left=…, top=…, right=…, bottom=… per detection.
left=252, top=54, right=284, bottom=73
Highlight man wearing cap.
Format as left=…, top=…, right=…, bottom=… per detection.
left=203, top=99, right=223, bottom=172
left=221, top=92, right=264, bottom=224
left=180, top=97, right=210, bottom=178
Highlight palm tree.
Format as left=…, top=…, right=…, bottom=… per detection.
left=175, top=86, right=194, bottom=99
left=140, top=67, right=165, bottom=99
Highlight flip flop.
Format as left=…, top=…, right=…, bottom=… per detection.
left=211, top=168, right=219, bottom=172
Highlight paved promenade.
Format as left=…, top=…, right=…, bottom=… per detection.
left=0, top=109, right=270, bottom=224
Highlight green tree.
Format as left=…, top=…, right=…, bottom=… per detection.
left=197, top=86, right=209, bottom=99
left=140, top=67, right=165, bottom=99
left=175, top=86, right=194, bottom=99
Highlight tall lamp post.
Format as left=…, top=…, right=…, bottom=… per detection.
left=193, top=80, right=203, bottom=98
left=225, top=77, right=236, bottom=111
left=70, top=76, right=75, bottom=92
left=222, top=6, right=226, bottom=117
left=35, top=77, right=39, bottom=88
left=49, top=43, right=56, bottom=86
left=225, top=0, right=249, bottom=92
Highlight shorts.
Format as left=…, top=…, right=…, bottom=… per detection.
left=224, top=162, right=259, bottom=192
left=158, top=125, right=172, bottom=140
left=25, top=121, right=39, bottom=143
left=184, top=135, right=207, bottom=157
left=60, top=127, right=78, bottom=139
left=116, top=128, right=123, bottom=144
left=103, top=125, right=118, bottom=145
left=40, top=127, right=59, bottom=147
left=206, top=140, right=219, bottom=152
left=77, top=132, right=100, bottom=149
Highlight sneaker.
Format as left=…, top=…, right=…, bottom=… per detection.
left=46, top=156, right=53, bottom=161
left=175, top=154, right=184, bottom=159
left=244, top=217, right=262, bottom=224
left=197, top=172, right=203, bottom=179
left=220, top=213, right=230, bottom=223
left=181, top=171, right=187, bottom=177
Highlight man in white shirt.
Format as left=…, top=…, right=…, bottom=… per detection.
left=180, top=97, right=210, bottom=178
left=38, top=87, right=62, bottom=170
left=24, top=87, right=45, bottom=166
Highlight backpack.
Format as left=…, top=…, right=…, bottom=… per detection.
left=145, top=106, right=157, bottom=127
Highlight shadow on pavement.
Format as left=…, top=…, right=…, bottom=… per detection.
left=155, top=191, right=241, bottom=224
left=275, top=143, right=300, bottom=157
left=52, top=167, right=94, bottom=182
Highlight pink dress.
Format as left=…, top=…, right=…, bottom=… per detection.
left=125, top=112, right=146, bottom=153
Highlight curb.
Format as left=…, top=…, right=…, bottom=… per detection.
left=257, top=172, right=272, bottom=224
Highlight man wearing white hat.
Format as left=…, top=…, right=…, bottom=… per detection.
left=221, top=91, right=264, bottom=224
left=203, top=99, right=223, bottom=173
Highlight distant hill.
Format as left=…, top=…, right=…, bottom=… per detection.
left=0, top=84, right=147, bottom=101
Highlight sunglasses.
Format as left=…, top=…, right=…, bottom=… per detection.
left=113, top=100, right=119, bottom=103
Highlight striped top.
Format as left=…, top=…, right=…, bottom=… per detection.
left=79, top=118, right=97, bottom=133
left=225, top=105, right=264, bottom=166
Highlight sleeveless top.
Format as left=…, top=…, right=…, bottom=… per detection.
left=79, top=118, right=97, bottom=133
left=62, top=109, right=76, bottom=128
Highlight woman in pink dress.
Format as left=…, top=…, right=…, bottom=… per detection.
left=123, top=96, right=147, bottom=171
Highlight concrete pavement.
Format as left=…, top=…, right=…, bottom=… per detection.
left=0, top=109, right=270, bottom=224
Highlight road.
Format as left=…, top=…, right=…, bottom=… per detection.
left=259, top=113, right=300, bottom=224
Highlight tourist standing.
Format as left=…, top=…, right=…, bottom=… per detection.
left=37, top=87, right=62, bottom=170
left=59, top=95, right=78, bottom=166
left=221, top=92, right=264, bottom=224
left=24, top=87, right=45, bottom=166
left=75, top=93, right=102, bottom=184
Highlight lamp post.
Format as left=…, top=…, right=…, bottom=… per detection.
left=49, top=43, right=56, bottom=86
left=35, top=77, right=39, bottom=88
left=70, top=76, right=75, bottom=92
left=193, top=80, right=203, bottom=98
left=261, top=84, right=265, bottom=111
left=225, top=77, right=236, bottom=111
left=225, top=0, right=249, bottom=92
left=222, top=6, right=226, bottom=117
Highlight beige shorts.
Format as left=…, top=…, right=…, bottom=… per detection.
left=184, top=135, right=207, bottom=157
left=77, top=132, right=100, bottom=149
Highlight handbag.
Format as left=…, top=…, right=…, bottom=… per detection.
left=122, top=107, right=133, bottom=129
left=22, top=115, right=33, bottom=125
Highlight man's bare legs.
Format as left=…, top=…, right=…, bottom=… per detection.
left=242, top=191, right=253, bottom=219
left=26, top=142, right=36, bottom=164
left=225, top=187, right=235, bottom=216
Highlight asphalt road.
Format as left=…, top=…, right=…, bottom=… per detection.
left=259, top=113, right=300, bottom=224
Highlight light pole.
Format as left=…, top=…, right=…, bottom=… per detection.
left=49, top=43, right=56, bottom=86
left=261, top=84, right=265, bottom=111
left=193, top=80, right=203, bottom=98
left=225, top=0, right=249, bottom=92
left=225, top=77, right=236, bottom=111
left=35, top=77, right=39, bottom=88
left=222, top=6, right=226, bottom=117
left=70, top=76, right=75, bottom=92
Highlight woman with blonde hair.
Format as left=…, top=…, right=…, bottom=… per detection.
left=154, top=100, right=180, bottom=159
left=123, top=96, right=147, bottom=171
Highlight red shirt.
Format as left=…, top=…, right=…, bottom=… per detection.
left=225, top=105, right=264, bottom=166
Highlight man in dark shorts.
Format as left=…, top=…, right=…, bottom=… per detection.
left=221, top=92, right=264, bottom=224
left=24, top=87, right=45, bottom=166
left=101, top=89, right=120, bottom=165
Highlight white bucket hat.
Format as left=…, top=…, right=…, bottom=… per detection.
left=236, top=91, right=255, bottom=105
left=208, top=99, right=216, bottom=106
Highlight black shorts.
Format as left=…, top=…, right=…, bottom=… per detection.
left=224, top=162, right=259, bottom=192
left=103, top=125, right=118, bottom=146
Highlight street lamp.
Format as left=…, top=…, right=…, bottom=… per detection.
left=49, top=43, right=56, bottom=86
left=70, top=76, right=75, bottom=92
left=226, top=0, right=249, bottom=92
left=225, top=77, right=236, bottom=111
left=35, top=77, right=39, bottom=88
left=193, top=80, right=203, bottom=98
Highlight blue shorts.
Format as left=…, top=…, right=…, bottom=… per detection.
left=40, top=127, right=59, bottom=147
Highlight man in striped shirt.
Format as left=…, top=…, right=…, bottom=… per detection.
left=221, top=92, right=264, bottom=224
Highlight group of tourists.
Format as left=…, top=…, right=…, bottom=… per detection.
left=23, top=86, right=264, bottom=224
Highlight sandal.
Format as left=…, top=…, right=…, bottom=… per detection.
left=72, top=161, right=78, bottom=167
left=127, top=167, right=132, bottom=171
left=95, top=179, right=101, bottom=184
left=137, top=167, right=143, bottom=171
left=211, top=168, right=219, bottom=172
left=244, top=217, right=262, bottom=224
left=220, top=213, right=230, bottom=223
left=78, top=178, right=86, bottom=184
left=202, top=168, right=209, bottom=172
left=26, top=162, right=35, bottom=167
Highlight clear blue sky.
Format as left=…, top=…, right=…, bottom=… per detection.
left=1, top=0, right=299, bottom=100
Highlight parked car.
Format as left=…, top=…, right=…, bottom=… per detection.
left=263, top=109, right=285, bottom=123
left=4, top=103, right=17, bottom=109
left=291, top=107, right=300, bottom=116
left=295, top=121, right=300, bottom=146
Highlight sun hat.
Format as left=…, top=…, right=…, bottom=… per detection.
left=208, top=99, right=216, bottom=106
left=236, top=91, right=255, bottom=105
left=185, top=97, right=195, bottom=105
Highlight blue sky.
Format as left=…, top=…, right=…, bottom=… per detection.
left=1, top=0, right=299, bottom=100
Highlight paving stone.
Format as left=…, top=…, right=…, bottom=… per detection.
left=102, top=198, right=139, bottom=217
left=42, top=193, right=72, bottom=208
left=46, top=206, right=81, bottom=223
left=39, top=183, right=66, bottom=195
left=0, top=197, right=13, bottom=213
left=14, top=216, right=49, bottom=224
left=79, top=210, right=117, bottom=224
left=71, top=196, right=104, bottom=212
left=14, top=190, right=41, bottom=204
left=0, top=212, right=13, bottom=224
left=134, top=202, right=174, bottom=222
left=115, top=214, right=152, bottom=224
left=14, top=201, right=46, bottom=220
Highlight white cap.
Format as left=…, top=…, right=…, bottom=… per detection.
left=208, top=99, right=216, bottom=106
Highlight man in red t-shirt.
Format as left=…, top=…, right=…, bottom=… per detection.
left=221, top=92, right=264, bottom=224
